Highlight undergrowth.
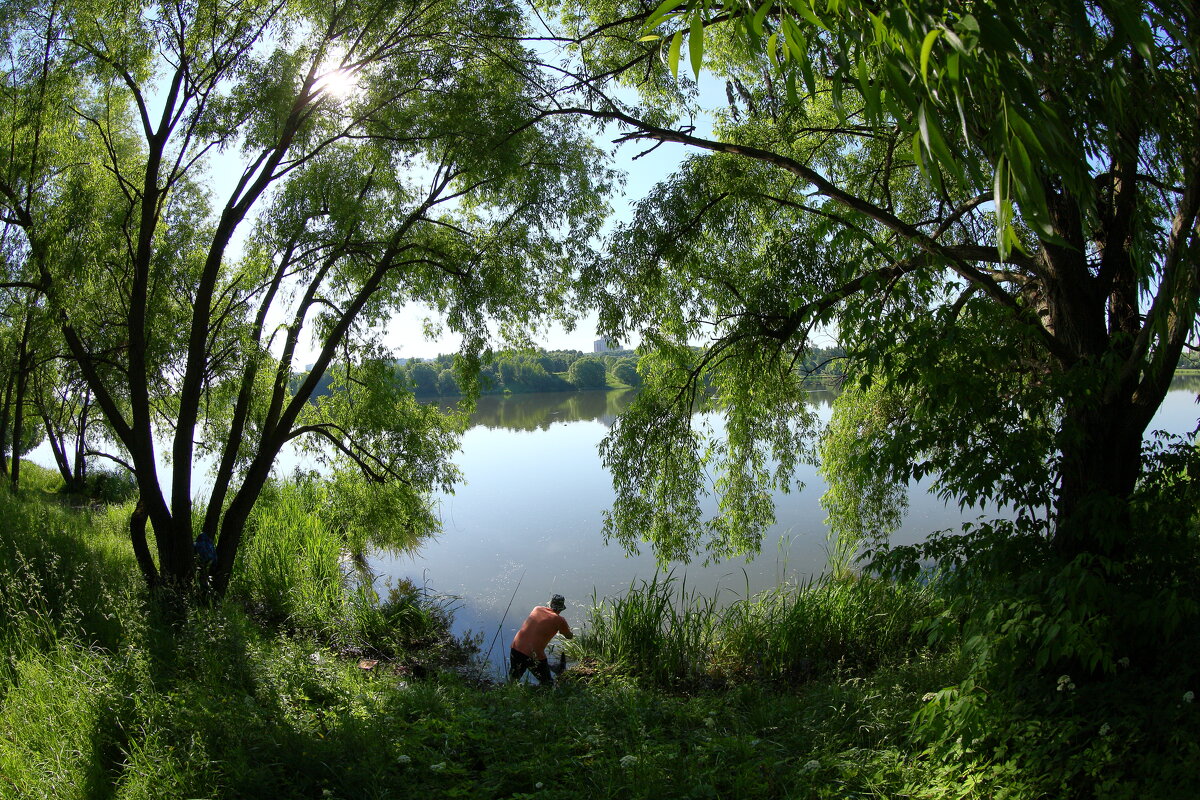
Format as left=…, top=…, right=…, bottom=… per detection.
left=1, top=462, right=1198, bottom=798
left=569, top=571, right=944, bottom=689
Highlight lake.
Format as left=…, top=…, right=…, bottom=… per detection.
left=22, top=376, right=1198, bottom=669
left=371, top=379, right=1199, bottom=667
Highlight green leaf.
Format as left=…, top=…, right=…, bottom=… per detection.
left=751, top=0, right=772, bottom=37
left=945, top=50, right=959, bottom=82
left=911, top=127, right=926, bottom=175
left=781, top=15, right=806, bottom=63
left=858, top=56, right=880, bottom=122
left=993, top=155, right=1013, bottom=259
left=1007, top=136, right=1034, bottom=193
left=883, top=60, right=917, bottom=112
left=868, top=11, right=888, bottom=44
left=792, top=0, right=827, bottom=32
left=668, top=30, right=684, bottom=78
left=919, top=28, right=941, bottom=84
left=917, top=102, right=963, bottom=185
left=1006, top=111, right=1044, bottom=157
left=943, top=28, right=966, bottom=53
left=642, top=0, right=690, bottom=34
left=798, top=46, right=816, bottom=94
left=689, top=12, right=704, bottom=76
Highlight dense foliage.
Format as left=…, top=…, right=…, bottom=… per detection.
left=2, top=466, right=1198, bottom=798
left=0, top=0, right=610, bottom=597
left=540, top=0, right=1198, bottom=563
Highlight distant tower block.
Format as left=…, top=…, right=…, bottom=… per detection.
left=593, top=338, right=620, bottom=353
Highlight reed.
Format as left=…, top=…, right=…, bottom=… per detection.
left=571, top=571, right=944, bottom=688
left=575, top=572, right=722, bottom=686
left=230, top=478, right=460, bottom=660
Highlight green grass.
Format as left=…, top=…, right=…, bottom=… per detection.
left=568, top=571, right=945, bottom=689
left=2, top=463, right=1198, bottom=799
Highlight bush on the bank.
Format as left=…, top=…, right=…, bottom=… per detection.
left=82, top=466, right=141, bottom=504
left=872, top=431, right=1200, bottom=796
left=231, top=475, right=463, bottom=661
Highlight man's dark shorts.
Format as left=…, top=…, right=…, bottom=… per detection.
left=509, top=648, right=553, bottom=684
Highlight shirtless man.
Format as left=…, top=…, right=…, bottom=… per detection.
left=509, top=594, right=573, bottom=684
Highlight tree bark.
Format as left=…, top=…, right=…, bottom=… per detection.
left=9, top=309, right=32, bottom=493
left=0, top=367, right=12, bottom=478
left=130, top=501, right=159, bottom=590
left=1053, top=396, right=1144, bottom=558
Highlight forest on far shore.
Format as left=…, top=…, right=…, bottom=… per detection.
left=299, top=346, right=852, bottom=399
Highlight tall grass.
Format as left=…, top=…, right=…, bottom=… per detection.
left=231, top=478, right=348, bottom=630
left=571, top=571, right=945, bottom=688
left=230, top=476, right=464, bottom=661
left=0, top=470, right=143, bottom=658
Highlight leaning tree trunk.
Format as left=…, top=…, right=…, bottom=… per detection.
left=129, top=501, right=159, bottom=590
left=40, top=408, right=77, bottom=492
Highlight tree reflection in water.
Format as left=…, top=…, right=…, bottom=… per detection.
left=435, top=389, right=639, bottom=432
left=433, top=384, right=849, bottom=433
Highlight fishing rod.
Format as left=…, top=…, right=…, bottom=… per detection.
left=485, top=567, right=526, bottom=669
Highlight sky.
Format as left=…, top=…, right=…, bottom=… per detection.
left=195, top=26, right=726, bottom=364
left=204, top=99, right=700, bottom=363
left=375, top=138, right=687, bottom=360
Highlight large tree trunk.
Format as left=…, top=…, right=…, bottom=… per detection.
left=1051, top=348, right=1177, bottom=561
left=0, top=369, right=12, bottom=479
left=1053, top=397, right=1145, bottom=559
left=7, top=305, right=36, bottom=492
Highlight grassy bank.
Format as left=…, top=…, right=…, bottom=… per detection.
left=568, top=571, right=944, bottom=689
left=1, top=464, right=1197, bottom=798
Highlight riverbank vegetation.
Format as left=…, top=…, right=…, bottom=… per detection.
left=3, top=463, right=1198, bottom=799
left=295, top=345, right=850, bottom=401
left=1, top=1, right=1197, bottom=796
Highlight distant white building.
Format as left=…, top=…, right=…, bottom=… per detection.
left=593, top=338, right=620, bottom=353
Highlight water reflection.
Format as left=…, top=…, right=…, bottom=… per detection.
left=435, top=385, right=845, bottom=432
left=381, top=377, right=1198, bottom=676
left=1169, top=373, right=1200, bottom=397
left=440, top=375, right=1195, bottom=435
left=436, top=389, right=638, bottom=431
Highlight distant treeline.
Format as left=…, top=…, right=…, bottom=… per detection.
left=298, top=345, right=848, bottom=400
left=404, top=350, right=639, bottom=397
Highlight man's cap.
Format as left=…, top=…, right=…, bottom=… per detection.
left=550, top=594, right=566, bottom=610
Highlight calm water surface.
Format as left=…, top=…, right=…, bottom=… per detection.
left=23, top=377, right=1197, bottom=666
left=372, top=380, right=1199, bottom=663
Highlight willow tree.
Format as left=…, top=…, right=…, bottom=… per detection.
left=537, top=0, right=1198, bottom=568
left=0, top=0, right=609, bottom=597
